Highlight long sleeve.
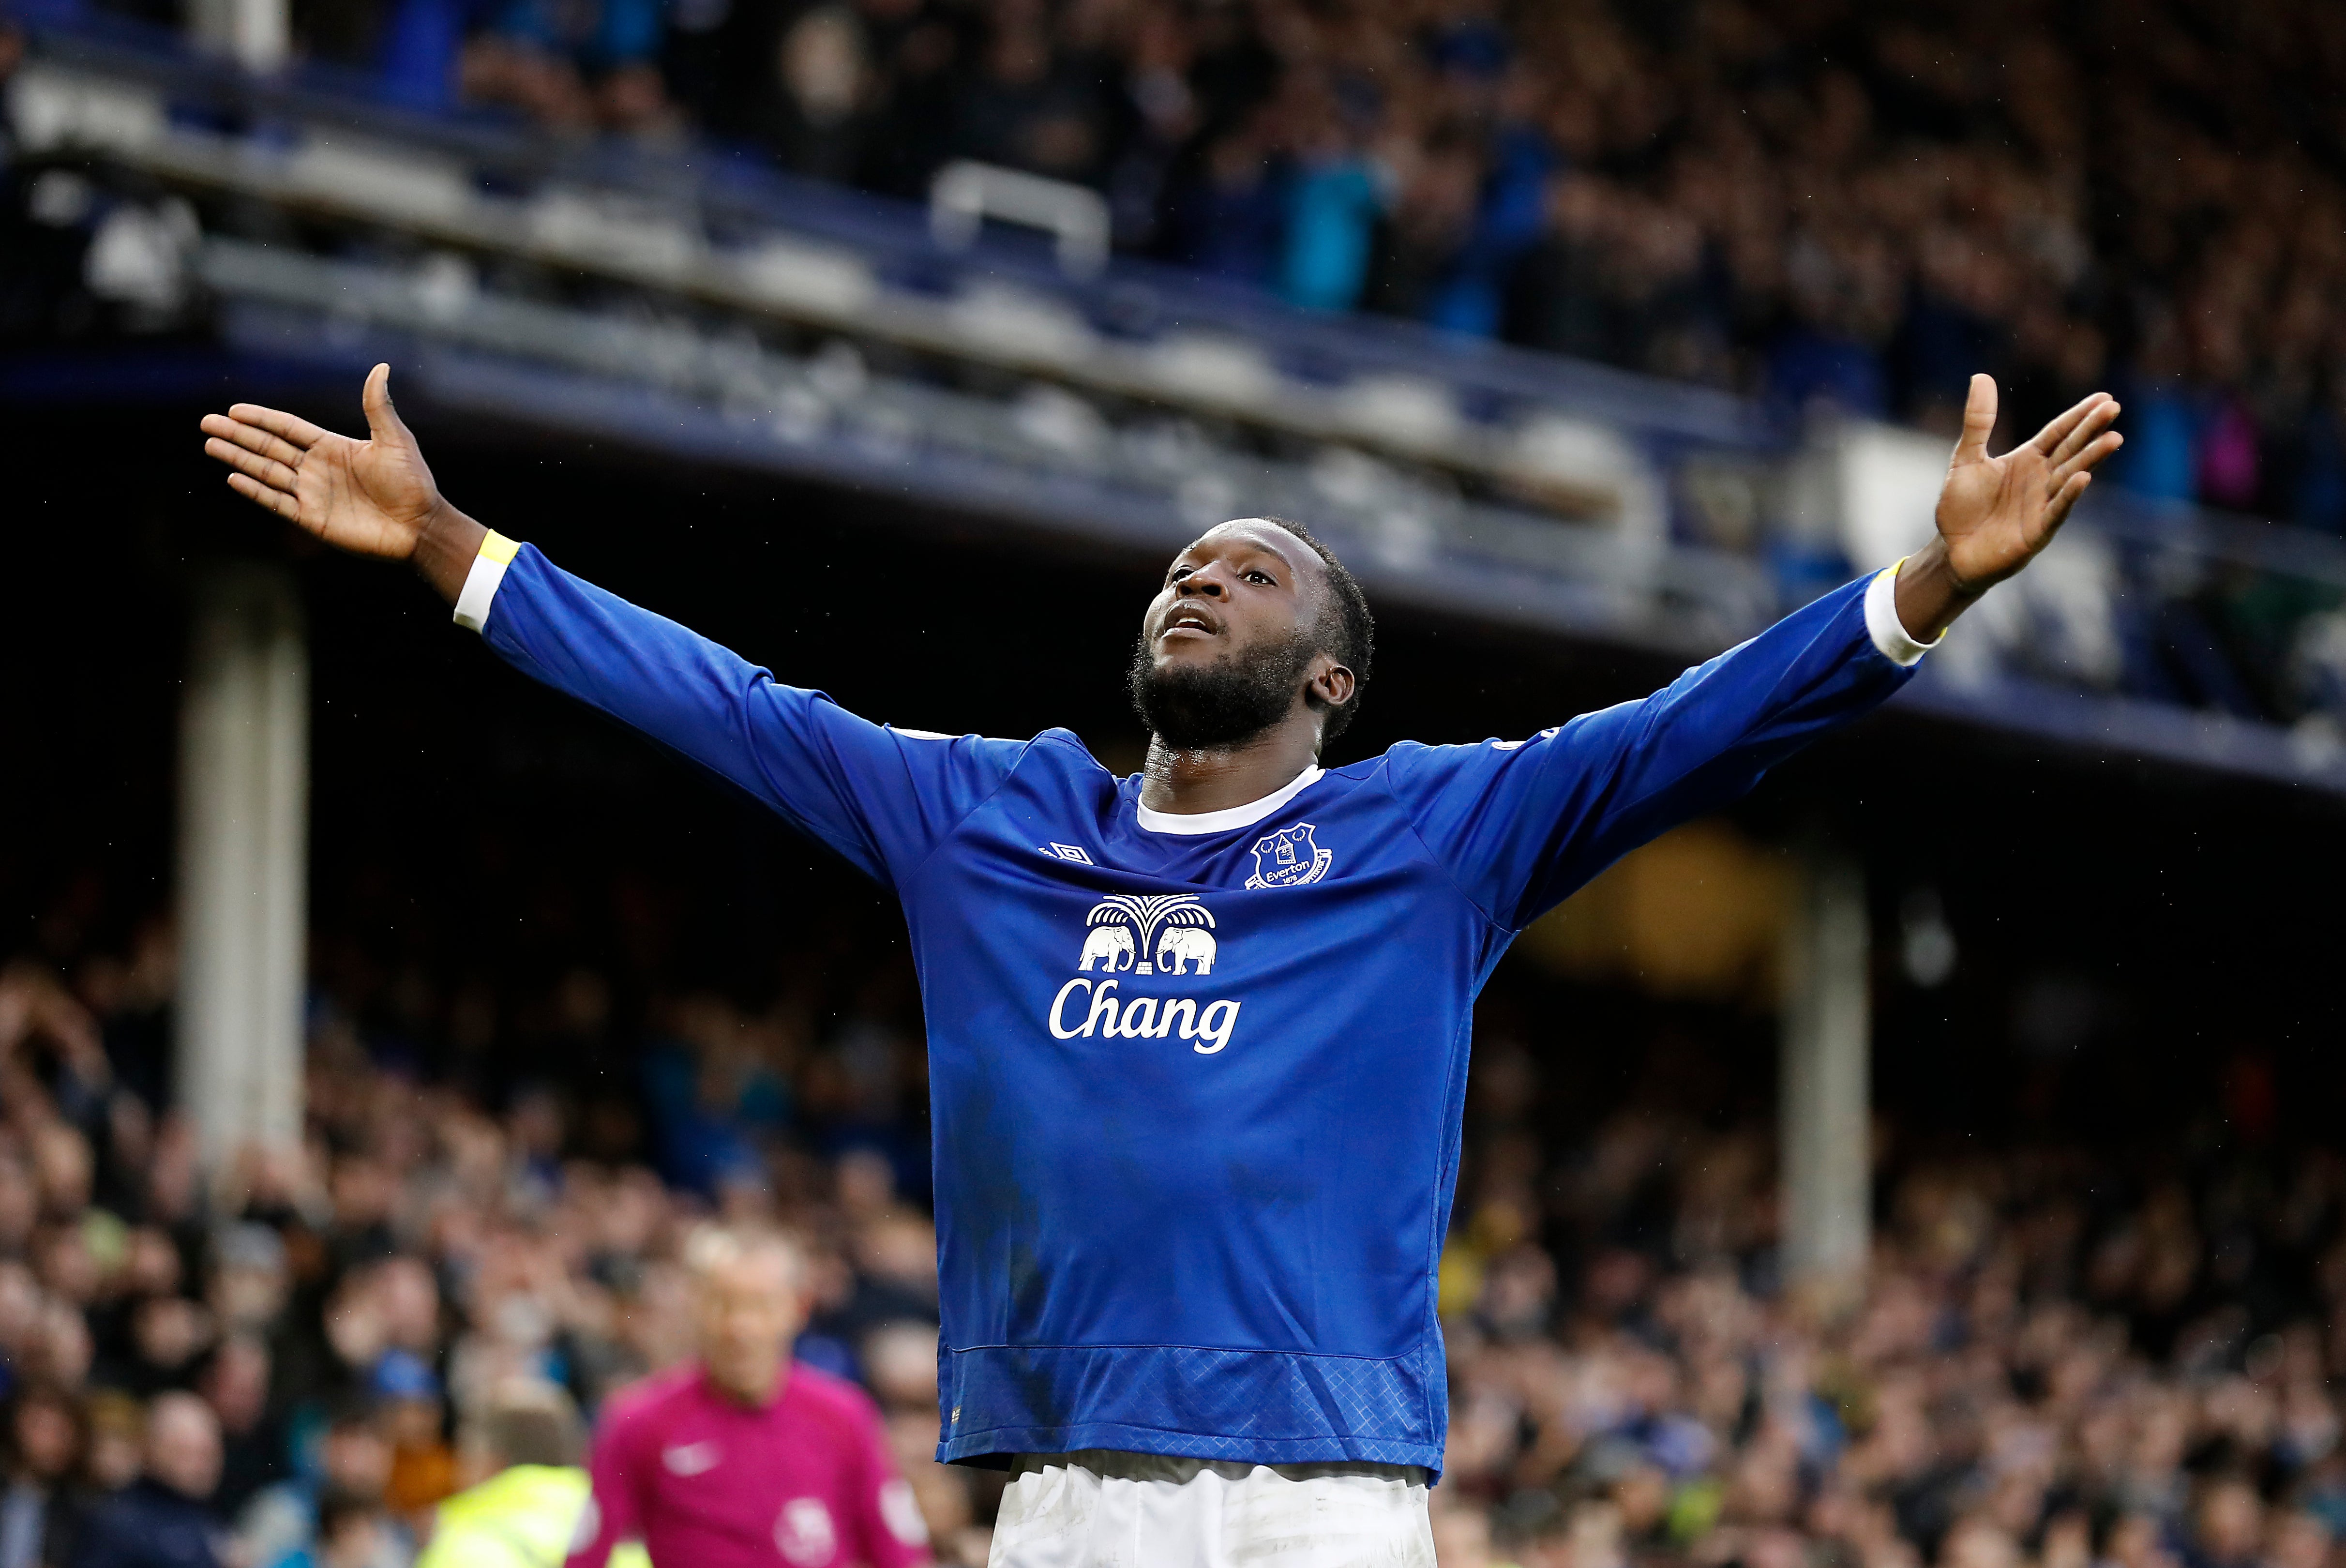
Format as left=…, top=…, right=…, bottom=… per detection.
left=475, top=545, right=1028, bottom=889
left=1382, top=573, right=1918, bottom=931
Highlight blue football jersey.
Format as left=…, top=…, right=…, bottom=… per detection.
left=477, top=545, right=1917, bottom=1473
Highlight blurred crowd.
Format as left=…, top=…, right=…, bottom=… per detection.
left=5, top=856, right=2346, bottom=1568
left=1431, top=1034, right=2346, bottom=1568
left=0, top=893, right=994, bottom=1566
left=189, top=0, right=2346, bottom=529
left=11, top=0, right=2346, bottom=528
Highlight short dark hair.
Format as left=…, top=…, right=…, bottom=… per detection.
left=316, top=1485, right=383, bottom=1542
left=1255, top=518, right=1375, bottom=741
left=467, top=1381, right=583, bottom=1469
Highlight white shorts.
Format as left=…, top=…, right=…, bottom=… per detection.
left=988, top=1449, right=1436, bottom=1568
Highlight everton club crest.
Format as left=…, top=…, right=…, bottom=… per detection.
left=1245, top=823, right=1333, bottom=889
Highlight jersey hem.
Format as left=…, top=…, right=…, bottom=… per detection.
left=936, top=1424, right=1445, bottom=1477
left=937, top=1340, right=1446, bottom=1483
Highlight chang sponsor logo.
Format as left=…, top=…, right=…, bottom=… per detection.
left=1048, top=893, right=1242, bottom=1054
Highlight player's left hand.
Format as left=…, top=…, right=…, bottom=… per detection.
left=1934, top=374, right=2122, bottom=593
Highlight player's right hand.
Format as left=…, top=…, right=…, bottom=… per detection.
left=201, top=362, right=443, bottom=560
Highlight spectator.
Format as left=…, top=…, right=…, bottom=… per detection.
left=76, top=1400, right=139, bottom=1501
left=198, top=1338, right=282, bottom=1520
left=751, top=6, right=878, bottom=185
left=112, top=1300, right=210, bottom=1403
left=416, top=1381, right=643, bottom=1568
left=1362, top=129, right=1485, bottom=326
left=2191, top=1476, right=2264, bottom=1568
left=946, top=0, right=1105, bottom=185
left=0, top=1387, right=90, bottom=1568
left=67, top=1394, right=224, bottom=1568
left=456, top=0, right=675, bottom=133
left=369, top=1355, right=452, bottom=1528
left=237, top=1403, right=406, bottom=1568
left=1275, top=72, right=1386, bottom=313
left=275, top=1489, right=391, bottom=1568
left=1163, top=112, right=1289, bottom=285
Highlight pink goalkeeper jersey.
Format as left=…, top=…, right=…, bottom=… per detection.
left=566, top=1362, right=931, bottom=1568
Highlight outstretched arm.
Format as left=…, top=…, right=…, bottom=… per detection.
left=200, top=362, right=487, bottom=602
left=200, top=367, right=1025, bottom=889
left=1390, top=375, right=2125, bottom=930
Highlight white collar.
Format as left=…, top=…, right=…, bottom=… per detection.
left=1135, top=766, right=1324, bottom=836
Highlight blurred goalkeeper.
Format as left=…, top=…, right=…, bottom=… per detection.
left=204, top=366, right=2119, bottom=1566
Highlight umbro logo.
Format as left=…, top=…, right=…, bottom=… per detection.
left=1040, top=843, right=1093, bottom=865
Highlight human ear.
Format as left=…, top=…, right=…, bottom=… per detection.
left=1308, top=657, right=1355, bottom=712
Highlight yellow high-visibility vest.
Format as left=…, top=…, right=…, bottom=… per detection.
left=416, top=1464, right=652, bottom=1568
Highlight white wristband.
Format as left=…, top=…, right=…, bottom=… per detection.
left=452, top=530, right=521, bottom=633
left=1864, top=560, right=1941, bottom=667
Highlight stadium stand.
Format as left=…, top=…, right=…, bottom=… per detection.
left=15, top=0, right=2346, bottom=512
left=459, top=0, right=2346, bottom=531
left=10, top=0, right=2346, bottom=792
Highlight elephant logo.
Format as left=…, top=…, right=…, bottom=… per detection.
left=1082, top=894, right=1216, bottom=977
left=1053, top=893, right=1241, bottom=1053
left=1155, top=928, right=1217, bottom=975
left=1078, top=925, right=1135, bottom=971
left=1245, top=823, right=1332, bottom=888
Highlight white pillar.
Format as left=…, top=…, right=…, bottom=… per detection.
left=189, top=0, right=289, bottom=73
left=1779, top=847, right=1870, bottom=1297
left=177, top=567, right=308, bottom=1167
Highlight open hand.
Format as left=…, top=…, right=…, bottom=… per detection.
left=201, top=363, right=444, bottom=560
left=1935, top=374, right=2123, bottom=592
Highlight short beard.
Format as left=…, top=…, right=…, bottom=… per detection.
left=1129, top=627, right=1318, bottom=751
